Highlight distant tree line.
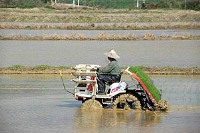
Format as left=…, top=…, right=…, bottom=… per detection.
left=0, top=0, right=199, bottom=10
left=0, top=0, right=44, bottom=8
left=141, top=0, right=200, bottom=10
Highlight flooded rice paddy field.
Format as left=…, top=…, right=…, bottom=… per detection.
left=0, top=34, right=200, bottom=132
left=0, top=40, right=200, bottom=67
left=0, top=74, right=200, bottom=133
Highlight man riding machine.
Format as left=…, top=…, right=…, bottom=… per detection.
left=72, top=49, right=168, bottom=111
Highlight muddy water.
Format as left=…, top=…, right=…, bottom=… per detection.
left=0, top=40, right=200, bottom=67
left=0, top=74, right=200, bottom=133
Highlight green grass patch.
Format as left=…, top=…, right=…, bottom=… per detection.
left=7, top=65, right=29, bottom=71
left=32, top=65, right=71, bottom=70
left=128, top=66, right=161, bottom=102
left=0, top=65, right=72, bottom=71
left=32, top=65, right=52, bottom=70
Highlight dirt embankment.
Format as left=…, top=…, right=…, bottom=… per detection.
left=0, top=67, right=199, bottom=75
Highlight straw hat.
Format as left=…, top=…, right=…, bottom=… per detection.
left=104, top=49, right=120, bottom=59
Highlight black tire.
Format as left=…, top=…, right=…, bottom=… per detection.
left=112, top=94, right=141, bottom=110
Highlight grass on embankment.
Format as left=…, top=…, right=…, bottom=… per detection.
left=0, top=65, right=72, bottom=74
left=0, top=22, right=199, bottom=30
left=0, top=65, right=199, bottom=75
left=1, top=33, right=199, bottom=40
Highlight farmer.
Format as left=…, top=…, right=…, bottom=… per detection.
left=96, top=49, right=121, bottom=95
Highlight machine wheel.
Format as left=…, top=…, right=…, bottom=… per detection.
left=112, top=94, right=141, bottom=110
left=81, top=99, right=103, bottom=110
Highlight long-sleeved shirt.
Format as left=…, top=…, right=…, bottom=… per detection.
left=98, top=60, right=121, bottom=75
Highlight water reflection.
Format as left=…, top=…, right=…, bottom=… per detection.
left=74, top=109, right=164, bottom=133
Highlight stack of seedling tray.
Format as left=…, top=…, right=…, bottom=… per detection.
left=128, top=66, right=161, bottom=103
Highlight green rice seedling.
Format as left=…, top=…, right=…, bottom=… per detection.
left=128, top=66, right=161, bottom=103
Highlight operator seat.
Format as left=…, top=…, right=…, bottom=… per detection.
left=107, top=72, right=123, bottom=85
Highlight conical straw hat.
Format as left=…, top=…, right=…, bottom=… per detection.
left=104, top=49, right=120, bottom=59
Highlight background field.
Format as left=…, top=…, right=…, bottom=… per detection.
left=0, top=0, right=199, bottom=10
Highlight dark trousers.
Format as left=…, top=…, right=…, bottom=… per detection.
left=97, top=74, right=120, bottom=93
